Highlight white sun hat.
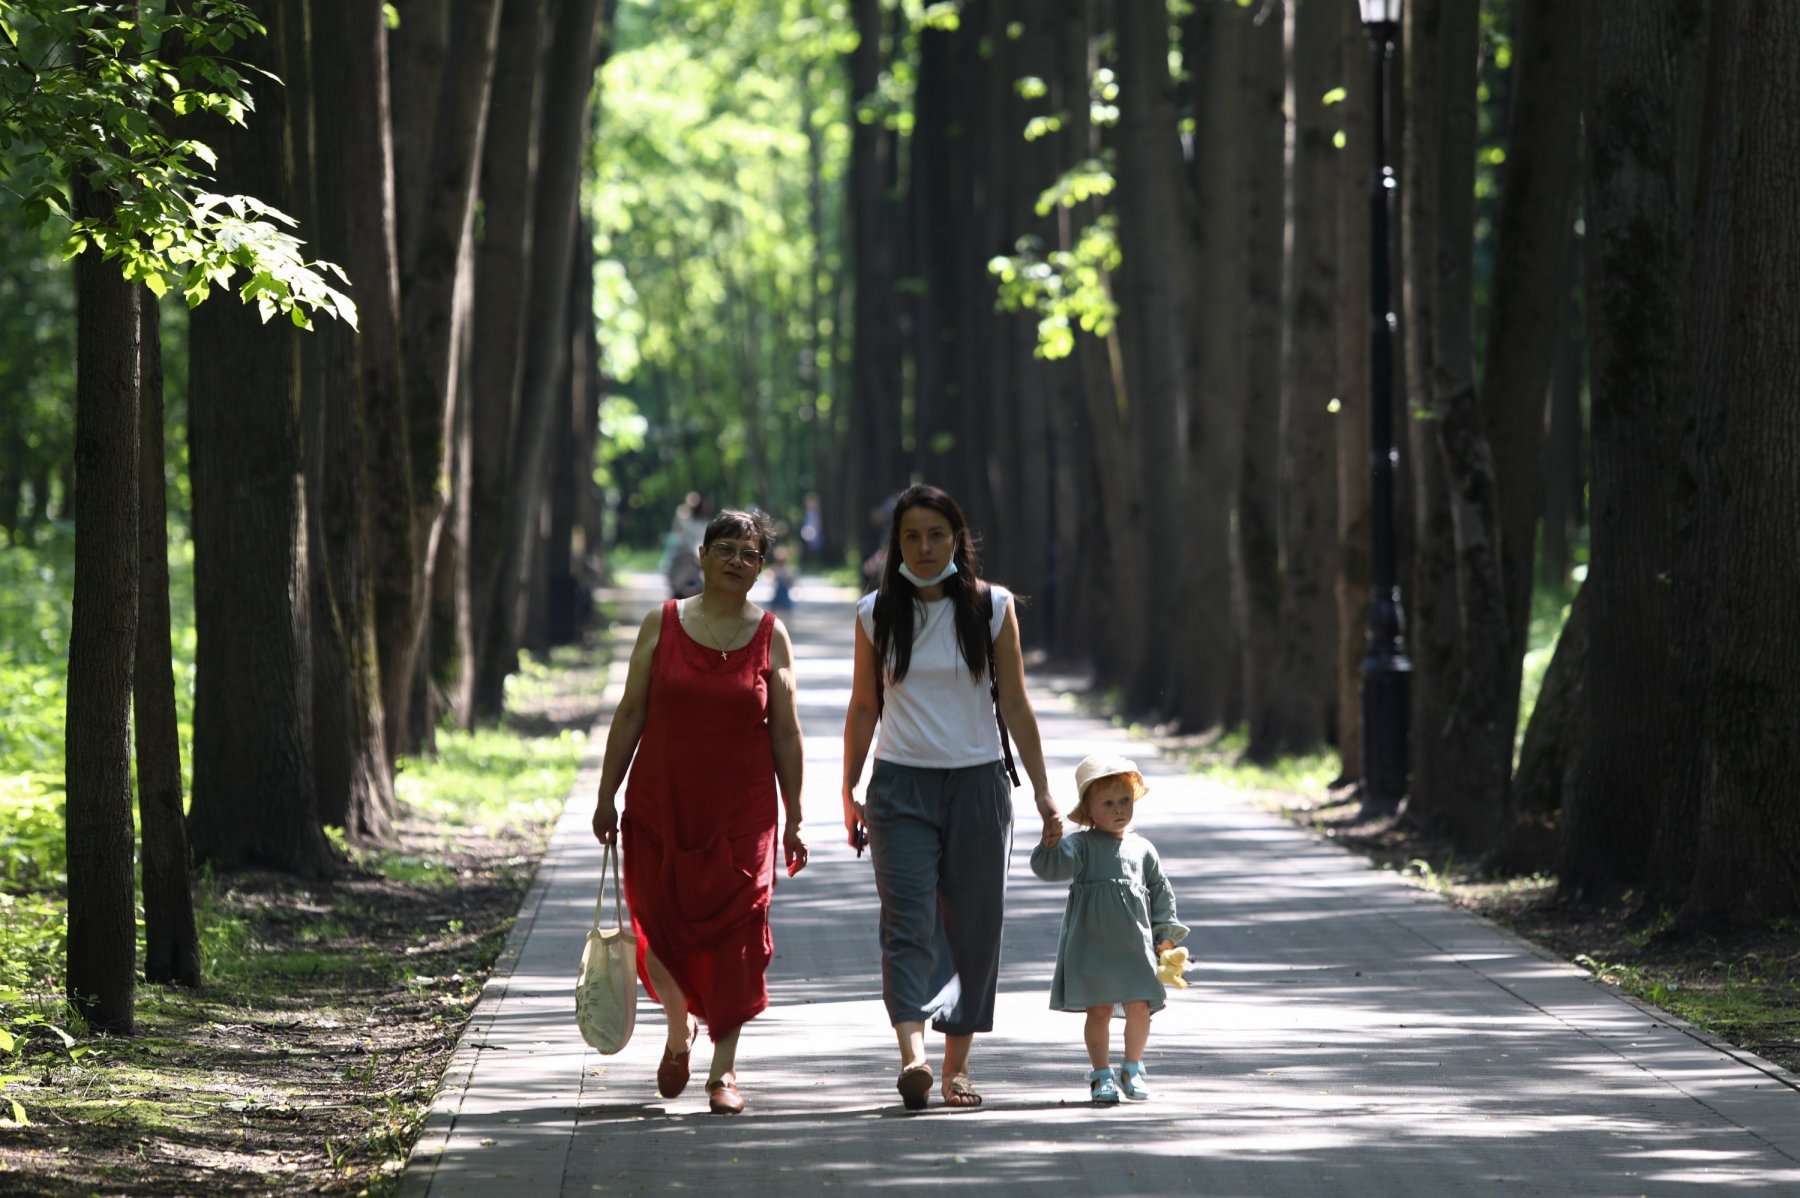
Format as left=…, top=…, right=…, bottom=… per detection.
left=1074, top=752, right=1145, bottom=802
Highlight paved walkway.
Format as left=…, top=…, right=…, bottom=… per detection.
left=401, top=578, right=1800, bottom=1197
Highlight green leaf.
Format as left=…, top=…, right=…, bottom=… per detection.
left=144, top=272, right=167, bottom=298
left=61, top=233, right=89, bottom=260
left=0, top=1029, right=14, bottom=1053
left=1322, top=86, right=1348, bottom=106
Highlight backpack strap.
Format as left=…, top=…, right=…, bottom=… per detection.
left=984, top=586, right=1021, bottom=788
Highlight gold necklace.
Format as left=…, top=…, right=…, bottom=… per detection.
left=693, top=600, right=751, bottom=659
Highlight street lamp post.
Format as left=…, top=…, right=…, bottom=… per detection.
left=1358, top=0, right=1411, bottom=810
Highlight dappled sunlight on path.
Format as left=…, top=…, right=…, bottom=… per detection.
left=401, top=575, right=1800, bottom=1197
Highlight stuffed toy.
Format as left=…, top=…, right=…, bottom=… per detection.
left=1157, top=945, right=1189, bottom=990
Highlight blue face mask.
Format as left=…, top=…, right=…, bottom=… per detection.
left=899, top=559, right=959, bottom=588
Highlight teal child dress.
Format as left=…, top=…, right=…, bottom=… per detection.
left=1029, top=830, right=1189, bottom=1012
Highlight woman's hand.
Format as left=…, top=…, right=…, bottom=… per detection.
left=783, top=820, right=808, bottom=876
left=592, top=799, right=618, bottom=846
left=1036, top=794, right=1064, bottom=849
left=842, top=788, right=868, bottom=855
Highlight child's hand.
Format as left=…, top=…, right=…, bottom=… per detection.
left=1039, top=808, right=1064, bottom=848
left=1156, top=944, right=1189, bottom=989
left=1156, top=939, right=1174, bottom=954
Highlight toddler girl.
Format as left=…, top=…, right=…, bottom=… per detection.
left=1030, top=753, right=1187, bottom=1104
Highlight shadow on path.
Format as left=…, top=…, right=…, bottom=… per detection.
left=401, top=576, right=1800, bottom=1197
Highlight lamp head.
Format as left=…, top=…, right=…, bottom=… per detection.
left=1358, top=0, right=1402, bottom=25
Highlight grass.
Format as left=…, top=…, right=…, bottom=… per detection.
left=0, top=531, right=610, bottom=1194
left=0, top=706, right=591, bottom=1194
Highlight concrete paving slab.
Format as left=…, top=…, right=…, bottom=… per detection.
left=401, top=578, right=1800, bottom=1197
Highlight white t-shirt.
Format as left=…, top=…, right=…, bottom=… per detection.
left=857, top=584, right=1013, bottom=769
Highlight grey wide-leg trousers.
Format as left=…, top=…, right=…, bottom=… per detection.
left=865, top=759, right=1014, bottom=1035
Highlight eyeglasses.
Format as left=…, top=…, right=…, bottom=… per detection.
left=710, top=542, right=765, bottom=568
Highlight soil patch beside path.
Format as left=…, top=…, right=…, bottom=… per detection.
left=0, top=636, right=612, bottom=1198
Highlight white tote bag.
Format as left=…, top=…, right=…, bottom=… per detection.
left=575, top=842, right=638, bottom=1054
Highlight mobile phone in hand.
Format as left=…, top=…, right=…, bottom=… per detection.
left=853, top=825, right=868, bottom=857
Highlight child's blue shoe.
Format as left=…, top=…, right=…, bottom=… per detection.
left=1119, top=1060, right=1151, bottom=1100
left=1087, top=1067, right=1120, bottom=1105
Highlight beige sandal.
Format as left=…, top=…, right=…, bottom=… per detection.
left=942, top=1072, right=983, bottom=1109
left=896, top=1062, right=933, bottom=1110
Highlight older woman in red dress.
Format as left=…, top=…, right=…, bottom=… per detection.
left=592, top=509, right=807, bottom=1115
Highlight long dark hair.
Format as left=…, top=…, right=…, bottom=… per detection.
left=873, top=485, right=990, bottom=686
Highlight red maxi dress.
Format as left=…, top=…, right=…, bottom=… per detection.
left=621, top=600, right=780, bottom=1038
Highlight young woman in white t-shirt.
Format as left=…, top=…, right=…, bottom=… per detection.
left=841, top=484, right=1063, bottom=1111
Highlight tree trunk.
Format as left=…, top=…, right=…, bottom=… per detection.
left=1058, top=0, right=1141, bottom=689
left=1409, top=0, right=1510, bottom=852
left=427, top=230, right=479, bottom=737
left=1512, top=580, right=1587, bottom=819
left=909, top=21, right=959, bottom=493
left=134, top=295, right=200, bottom=989
left=1399, top=0, right=1462, bottom=828
left=1333, top=0, right=1372, bottom=784
left=1113, top=0, right=1200, bottom=717
left=1499, top=580, right=1588, bottom=875
left=1265, top=0, right=1340, bottom=755
left=1682, top=1, right=1800, bottom=924
left=954, top=0, right=1007, bottom=555
left=468, top=0, right=547, bottom=720
left=548, top=224, right=595, bottom=647
left=1538, top=279, right=1584, bottom=592
left=1478, top=0, right=1583, bottom=747
left=481, top=0, right=603, bottom=703
left=1239, top=0, right=1286, bottom=757
left=1564, top=0, right=1708, bottom=900
left=991, top=0, right=1057, bottom=618
left=846, top=0, right=906, bottom=564
left=309, top=0, right=396, bottom=841
left=1175, top=0, right=1249, bottom=734
left=66, top=171, right=140, bottom=1035
left=186, top=0, right=334, bottom=879
left=385, top=0, right=503, bottom=759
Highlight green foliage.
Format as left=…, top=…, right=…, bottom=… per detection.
left=395, top=726, right=584, bottom=837
left=1471, top=0, right=1516, bottom=362
left=0, top=530, right=194, bottom=1122
left=0, top=526, right=581, bottom=1126
left=0, top=539, right=74, bottom=780
left=591, top=0, right=853, bottom=541
left=1205, top=727, right=1343, bottom=795
left=1516, top=572, right=1578, bottom=754
left=0, top=186, right=75, bottom=537
left=990, top=43, right=1124, bottom=360
left=0, top=0, right=355, bottom=329
left=989, top=214, right=1120, bottom=360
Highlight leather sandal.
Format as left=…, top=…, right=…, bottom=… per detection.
left=706, top=1079, right=745, bottom=1115
left=896, top=1062, right=933, bottom=1111
left=657, top=1015, right=699, bottom=1098
left=942, top=1072, right=983, bottom=1109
